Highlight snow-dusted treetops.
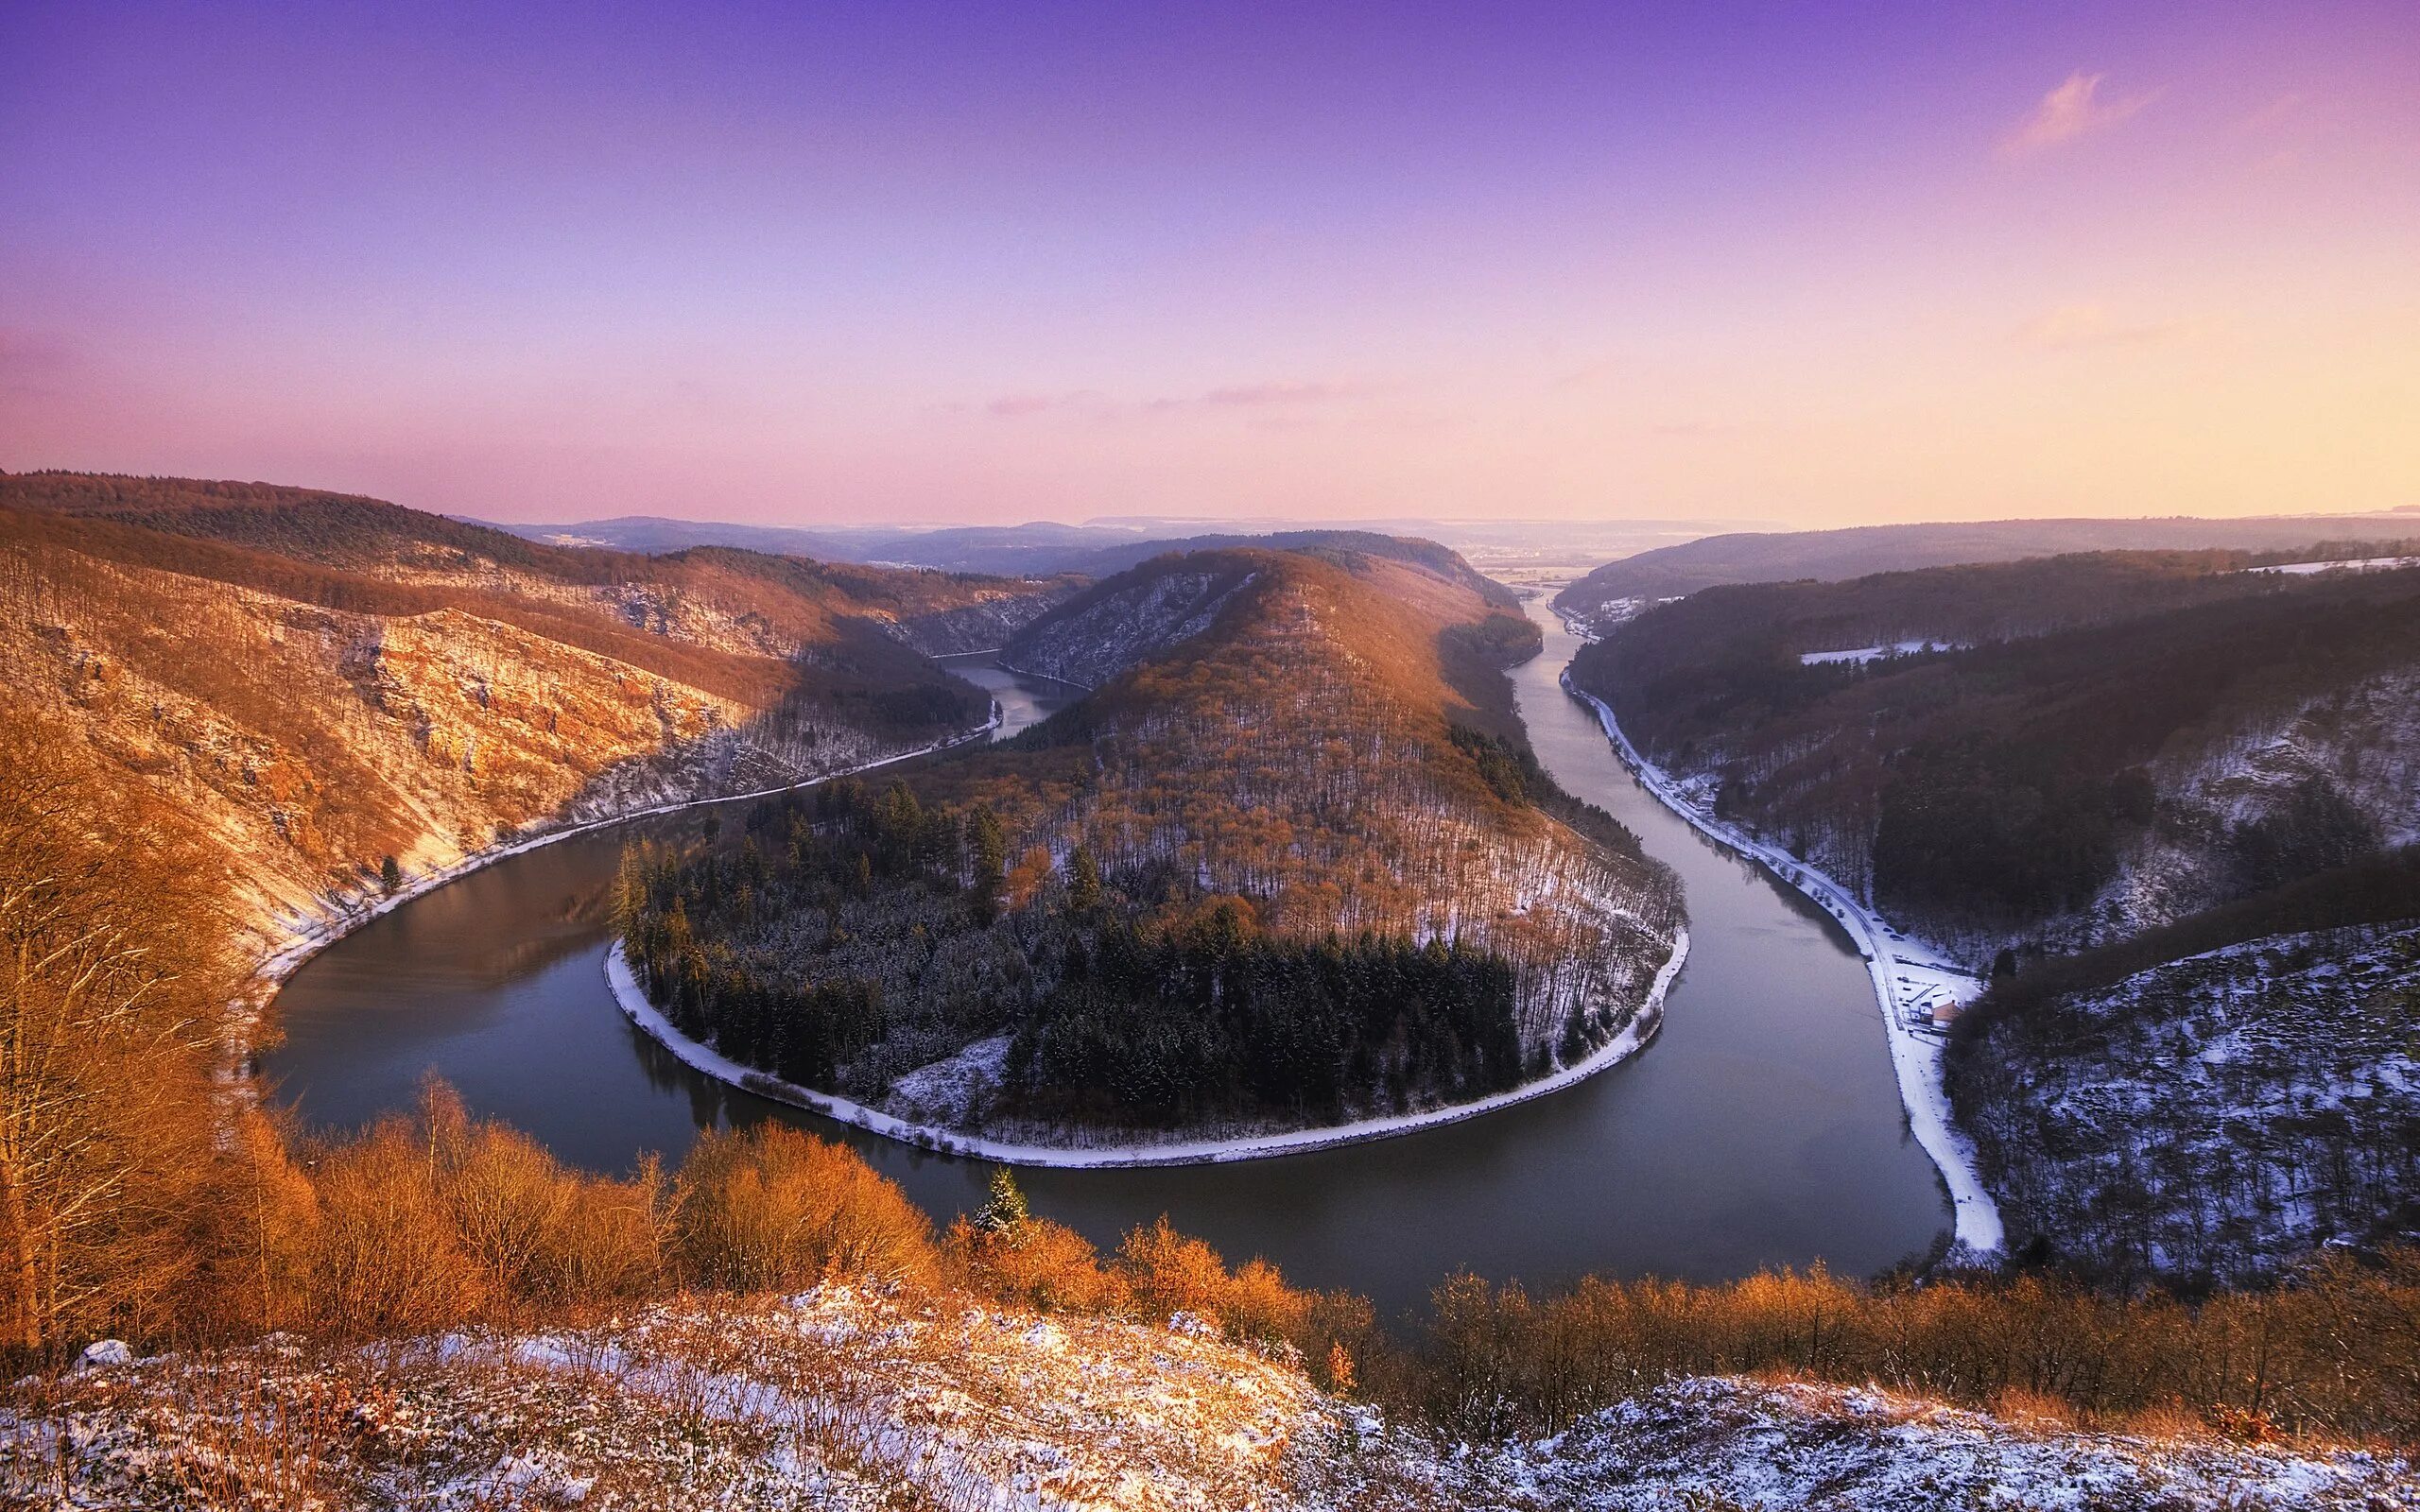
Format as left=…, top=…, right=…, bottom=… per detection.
left=624, top=544, right=1683, bottom=1144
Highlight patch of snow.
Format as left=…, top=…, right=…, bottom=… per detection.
left=1799, top=638, right=1970, bottom=665
left=72, top=1341, right=131, bottom=1373
left=2247, top=555, right=2420, bottom=576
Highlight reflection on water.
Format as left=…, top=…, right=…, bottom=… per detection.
left=266, top=632, right=1947, bottom=1321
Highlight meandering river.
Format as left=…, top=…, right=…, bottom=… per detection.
left=264, top=610, right=1948, bottom=1319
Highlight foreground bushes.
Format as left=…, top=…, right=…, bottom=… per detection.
left=208, top=1088, right=952, bottom=1340
left=1409, top=1256, right=2420, bottom=1448
left=23, top=1067, right=2420, bottom=1450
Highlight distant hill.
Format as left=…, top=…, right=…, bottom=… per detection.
left=1554, top=512, right=2420, bottom=620
left=495, top=511, right=1539, bottom=590
left=625, top=539, right=1681, bottom=1146
left=490, top=513, right=1156, bottom=576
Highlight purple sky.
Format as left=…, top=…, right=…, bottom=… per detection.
left=4, top=1, right=2415, bottom=525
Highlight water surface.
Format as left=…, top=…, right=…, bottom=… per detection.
left=267, top=610, right=1947, bottom=1318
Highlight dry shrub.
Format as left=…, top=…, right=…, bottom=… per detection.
left=1118, top=1216, right=1233, bottom=1323
left=946, top=1213, right=1132, bottom=1315
left=1113, top=1216, right=1360, bottom=1366
left=672, top=1123, right=936, bottom=1292
left=1385, top=1252, right=2420, bottom=1450
left=947, top=1189, right=1372, bottom=1383
left=421, top=1082, right=666, bottom=1312
left=1220, top=1258, right=1313, bottom=1350
left=2122, top=1400, right=2212, bottom=1440
left=305, top=1110, right=488, bottom=1336
left=198, top=1108, right=323, bottom=1337
left=235, top=1081, right=667, bottom=1338
left=1991, top=1383, right=2077, bottom=1431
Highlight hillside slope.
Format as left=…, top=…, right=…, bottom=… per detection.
left=1553, top=512, right=2420, bottom=622
left=1953, top=921, right=2420, bottom=1288
left=1569, top=550, right=2420, bottom=1283
left=0, top=473, right=1048, bottom=969
left=1570, top=554, right=2420, bottom=961
left=13, top=1286, right=2409, bottom=1510
left=626, top=543, right=1681, bottom=1148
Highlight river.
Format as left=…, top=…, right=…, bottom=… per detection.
left=263, top=610, right=1948, bottom=1319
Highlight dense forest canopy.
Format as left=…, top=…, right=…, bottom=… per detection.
left=1571, top=552, right=2420, bottom=946
left=624, top=545, right=1680, bottom=1141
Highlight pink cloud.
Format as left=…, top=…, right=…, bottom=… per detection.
left=1201, top=379, right=1341, bottom=407
left=1997, top=71, right=2153, bottom=162
left=2015, top=303, right=2198, bottom=351
left=986, top=394, right=1055, bottom=418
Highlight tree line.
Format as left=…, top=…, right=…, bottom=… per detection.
left=618, top=775, right=1530, bottom=1129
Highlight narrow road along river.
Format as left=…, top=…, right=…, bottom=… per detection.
left=264, top=610, right=1949, bottom=1320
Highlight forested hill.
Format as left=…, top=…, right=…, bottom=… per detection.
left=998, top=532, right=1517, bottom=688
left=0, top=472, right=1060, bottom=959
left=1571, top=550, right=2420, bottom=958
left=1552, top=512, right=2420, bottom=623
left=625, top=543, right=1682, bottom=1146
left=1570, top=548, right=2420, bottom=1286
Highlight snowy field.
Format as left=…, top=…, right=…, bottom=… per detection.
left=1564, top=673, right=2005, bottom=1253
left=2249, top=556, right=2420, bottom=576
left=1798, top=639, right=1969, bottom=665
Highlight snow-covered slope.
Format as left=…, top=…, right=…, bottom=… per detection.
left=887, top=580, right=1080, bottom=656
left=2088, top=668, right=2420, bottom=951
left=1954, top=924, right=2420, bottom=1286
left=11, top=1289, right=2410, bottom=1510
left=1455, top=1377, right=2414, bottom=1511
left=1000, top=560, right=1258, bottom=688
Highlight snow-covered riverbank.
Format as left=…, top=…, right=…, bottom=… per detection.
left=1562, top=671, right=2005, bottom=1252
left=604, top=929, right=1689, bottom=1169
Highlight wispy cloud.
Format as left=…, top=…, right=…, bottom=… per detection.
left=979, top=377, right=1373, bottom=422
left=1998, top=71, right=2153, bottom=162
left=2015, top=303, right=2197, bottom=351
left=1143, top=377, right=1377, bottom=415
left=1200, top=379, right=1341, bottom=408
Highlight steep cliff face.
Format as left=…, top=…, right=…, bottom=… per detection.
left=0, top=476, right=1049, bottom=962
